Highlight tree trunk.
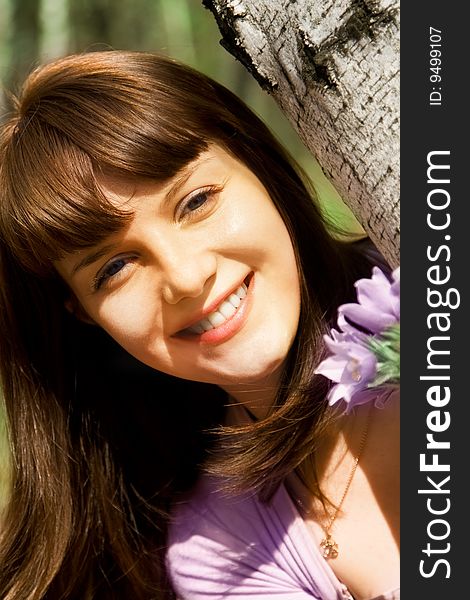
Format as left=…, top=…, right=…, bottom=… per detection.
left=203, top=0, right=399, bottom=267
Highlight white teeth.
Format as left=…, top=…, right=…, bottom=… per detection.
left=199, top=318, right=214, bottom=331
left=228, top=293, right=241, bottom=308
left=208, top=312, right=225, bottom=327
left=185, top=278, right=250, bottom=334
left=235, top=284, right=247, bottom=298
left=218, top=300, right=237, bottom=319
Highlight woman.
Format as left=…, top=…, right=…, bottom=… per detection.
left=0, top=51, right=399, bottom=599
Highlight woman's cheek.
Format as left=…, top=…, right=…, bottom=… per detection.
left=95, top=292, right=161, bottom=346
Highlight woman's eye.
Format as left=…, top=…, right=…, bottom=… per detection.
left=179, top=186, right=220, bottom=220
left=186, top=192, right=208, bottom=212
left=93, top=257, right=132, bottom=291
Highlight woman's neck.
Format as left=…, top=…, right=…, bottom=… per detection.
left=221, top=367, right=282, bottom=420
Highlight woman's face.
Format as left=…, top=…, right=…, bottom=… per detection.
left=56, top=146, right=301, bottom=390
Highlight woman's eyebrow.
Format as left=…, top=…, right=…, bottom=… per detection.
left=164, top=156, right=214, bottom=205
left=71, top=242, right=120, bottom=276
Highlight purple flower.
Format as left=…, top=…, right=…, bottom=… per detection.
left=338, top=267, right=400, bottom=335
left=315, top=266, right=400, bottom=412
left=315, top=330, right=377, bottom=412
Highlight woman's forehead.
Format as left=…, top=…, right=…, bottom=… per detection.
left=96, top=146, right=232, bottom=207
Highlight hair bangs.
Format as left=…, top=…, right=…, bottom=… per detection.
left=0, top=117, right=132, bottom=276
left=17, top=52, right=212, bottom=180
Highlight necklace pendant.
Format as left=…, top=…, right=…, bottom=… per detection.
left=320, top=535, right=339, bottom=559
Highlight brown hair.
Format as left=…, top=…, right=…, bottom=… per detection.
left=0, top=51, right=373, bottom=598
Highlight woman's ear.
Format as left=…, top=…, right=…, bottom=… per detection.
left=64, top=295, right=96, bottom=325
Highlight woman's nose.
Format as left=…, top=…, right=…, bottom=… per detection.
left=158, top=240, right=217, bottom=305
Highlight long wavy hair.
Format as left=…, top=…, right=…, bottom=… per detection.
left=0, top=51, right=374, bottom=598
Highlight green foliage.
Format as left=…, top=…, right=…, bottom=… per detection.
left=368, top=324, right=400, bottom=387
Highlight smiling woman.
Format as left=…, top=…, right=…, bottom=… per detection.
left=56, top=147, right=300, bottom=394
left=0, top=51, right=399, bottom=600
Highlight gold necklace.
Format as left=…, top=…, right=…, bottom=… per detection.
left=319, top=404, right=373, bottom=560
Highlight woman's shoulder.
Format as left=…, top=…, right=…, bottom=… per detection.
left=166, top=476, right=345, bottom=600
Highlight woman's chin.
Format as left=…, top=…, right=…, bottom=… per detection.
left=214, top=355, right=286, bottom=388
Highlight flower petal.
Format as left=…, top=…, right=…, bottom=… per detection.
left=354, top=267, right=399, bottom=319
left=328, top=383, right=354, bottom=406
left=314, top=355, right=348, bottom=382
left=339, top=303, right=398, bottom=334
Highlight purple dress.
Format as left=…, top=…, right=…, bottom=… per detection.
left=166, top=474, right=399, bottom=600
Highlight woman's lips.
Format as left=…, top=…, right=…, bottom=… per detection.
left=185, top=282, right=247, bottom=334
left=176, top=273, right=254, bottom=345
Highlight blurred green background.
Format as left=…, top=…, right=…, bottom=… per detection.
left=0, top=0, right=362, bottom=508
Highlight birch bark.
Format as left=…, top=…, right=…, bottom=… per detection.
left=203, top=0, right=400, bottom=266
